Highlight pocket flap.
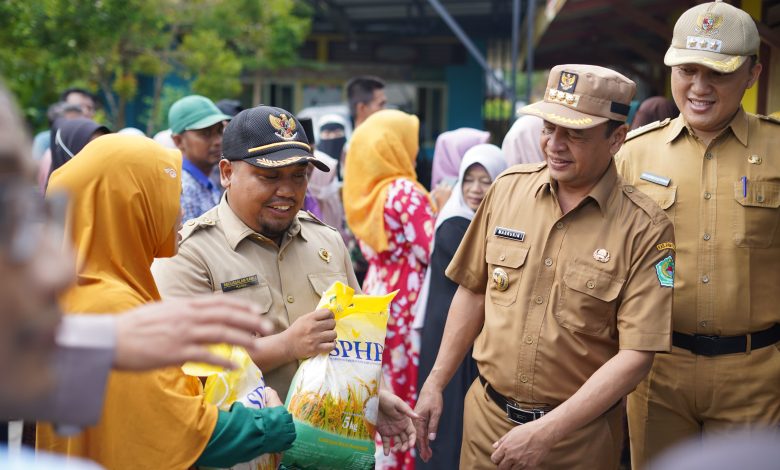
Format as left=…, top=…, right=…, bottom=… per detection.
left=253, top=283, right=273, bottom=313
left=308, top=272, right=349, bottom=298
left=637, top=185, right=677, bottom=210
left=563, top=264, right=624, bottom=302
left=485, top=238, right=529, bottom=268
left=734, top=181, right=780, bottom=208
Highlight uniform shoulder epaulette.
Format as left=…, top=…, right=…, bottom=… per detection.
left=625, top=118, right=671, bottom=142
left=622, top=185, right=667, bottom=225
left=757, top=114, right=780, bottom=125
left=500, top=161, right=547, bottom=178
left=179, top=214, right=219, bottom=243
left=299, top=210, right=337, bottom=231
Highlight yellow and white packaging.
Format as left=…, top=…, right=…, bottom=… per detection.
left=282, top=281, right=395, bottom=470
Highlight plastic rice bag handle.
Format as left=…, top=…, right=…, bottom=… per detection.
left=316, top=281, right=398, bottom=323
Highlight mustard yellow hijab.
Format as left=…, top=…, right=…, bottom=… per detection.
left=37, top=135, right=217, bottom=469
left=343, top=109, right=432, bottom=253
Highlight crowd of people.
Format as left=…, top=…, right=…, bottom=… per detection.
left=1, top=1, right=779, bottom=469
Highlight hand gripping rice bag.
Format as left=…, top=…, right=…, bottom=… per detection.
left=183, top=346, right=281, bottom=470
left=282, top=281, right=396, bottom=470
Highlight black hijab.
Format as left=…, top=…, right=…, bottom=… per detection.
left=49, top=117, right=110, bottom=180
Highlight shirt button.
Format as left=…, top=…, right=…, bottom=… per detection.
left=704, top=192, right=712, bottom=200
left=757, top=195, right=765, bottom=203
left=544, top=258, right=553, bottom=267
left=625, top=186, right=635, bottom=193
left=586, top=280, right=596, bottom=289
left=701, top=275, right=710, bottom=284
left=703, top=233, right=711, bottom=241
left=499, top=254, right=506, bottom=261
left=525, top=335, right=533, bottom=344
left=520, top=374, right=529, bottom=383
left=534, top=296, right=544, bottom=304
left=556, top=222, right=565, bottom=230
left=286, top=295, right=295, bottom=303
left=705, top=152, right=713, bottom=160
left=699, top=321, right=707, bottom=327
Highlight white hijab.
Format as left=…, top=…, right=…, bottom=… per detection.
left=413, top=143, right=508, bottom=329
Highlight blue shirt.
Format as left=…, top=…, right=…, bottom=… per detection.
left=181, top=158, right=221, bottom=222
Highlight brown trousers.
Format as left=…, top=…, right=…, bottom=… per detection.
left=628, top=344, right=780, bottom=469
left=460, top=379, right=623, bottom=470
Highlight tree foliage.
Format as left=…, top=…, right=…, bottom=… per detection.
left=0, top=0, right=312, bottom=131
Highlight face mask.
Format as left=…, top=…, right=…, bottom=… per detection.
left=317, top=137, right=347, bottom=160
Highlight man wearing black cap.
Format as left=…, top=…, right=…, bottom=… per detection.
left=152, top=105, right=360, bottom=399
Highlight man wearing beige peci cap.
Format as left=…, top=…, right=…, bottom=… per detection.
left=414, top=64, right=675, bottom=469
left=616, top=1, right=780, bottom=467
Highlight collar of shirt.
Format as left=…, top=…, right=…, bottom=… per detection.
left=533, top=160, right=617, bottom=216
left=216, top=194, right=307, bottom=250
left=664, top=107, right=749, bottom=147
left=181, top=158, right=215, bottom=190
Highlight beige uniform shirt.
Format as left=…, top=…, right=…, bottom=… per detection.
left=446, top=161, right=674, bottom=406
left=617, top=109, right=780, bottom=336
left=152, top=196, right=360, bottom=398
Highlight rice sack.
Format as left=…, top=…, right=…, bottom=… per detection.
left=183, top=346, right=281, bottom=470
left=282, top=281, right=395, bottom=470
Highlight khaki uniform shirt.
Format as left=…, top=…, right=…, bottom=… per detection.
left=152, top=196, right=360, bottom=398
left=616, top=109, right=780, bottom=336
left=446, top=161, right=674, bottom=406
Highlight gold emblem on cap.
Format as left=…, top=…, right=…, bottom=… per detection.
left=748, top=155, right=762, bottom=165
left=269, top=113, right=298, bottom=141
left=492, top=268, right=509, bottom=291
left=318, top=248, right=331, bottom=263
left=558, top=72, right=578, bottom=92
left=696, top=12, right=723, bottom=35
left=593, top=248, right=610, bottom=263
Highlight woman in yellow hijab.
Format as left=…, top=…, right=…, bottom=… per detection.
left=343, top=109, right=434, bottom=470
left=37, top=134, right=295, bottom=469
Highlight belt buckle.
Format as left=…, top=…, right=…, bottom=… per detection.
left=505, top=403, right=546, bottom=425
left=693, top=334, right=720, bottom=356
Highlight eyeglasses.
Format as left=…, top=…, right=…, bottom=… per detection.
left=0, top=182, right=68, bottom=264
left=191, top=122, right=226, bottom=140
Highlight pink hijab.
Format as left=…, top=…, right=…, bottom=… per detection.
left=501, top=115, right=545, bottom=166
left=430, top=128, right=490, bottom=188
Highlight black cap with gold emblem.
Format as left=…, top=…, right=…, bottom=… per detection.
left=222, top=105, right=330, bottom=172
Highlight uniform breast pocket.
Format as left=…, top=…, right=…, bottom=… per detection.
left=556, top=263, right=624, bottom=335
left=222, top=277, right=273, bottom=315
left=733, top=181, right=780, bottom=248
left=308, top=272, right=349, bottom=298
left=637, top=185, right=677, bottom=221
left=485, top=238, right=529, bottom=307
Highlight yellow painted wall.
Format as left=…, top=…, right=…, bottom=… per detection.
left=741, top=0, right=761, bottom=113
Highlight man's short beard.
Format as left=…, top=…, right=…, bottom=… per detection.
left=259, top=219, right=295, bottom=242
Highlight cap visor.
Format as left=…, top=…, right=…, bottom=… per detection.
left=184, top=113, right=232, bottom=131
left=243, top=146, right=330, bottom=172
left=519, top=101, right=608, bottom=130
left=664, top=47, right=748, bottom=73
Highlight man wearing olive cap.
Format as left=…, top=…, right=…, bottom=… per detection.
left=616, top=1, right=780, bottom=467
left=153, top=105, right=360, bottom=400
left=414, top=64, right=675, bottom=469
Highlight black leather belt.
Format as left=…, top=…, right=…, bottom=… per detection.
left=479, top=376, right=552, bottom=425
left=672, top=323, right=780, bottom=357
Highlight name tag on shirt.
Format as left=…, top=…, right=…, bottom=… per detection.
left=640, top=172, right=671, bottom=187
left=221, top=275, right=259, bottom=292
left=494, top=226, right=526, bottom=242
